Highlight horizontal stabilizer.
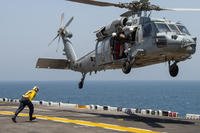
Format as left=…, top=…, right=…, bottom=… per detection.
left=36, top=58, right=70, bottom=69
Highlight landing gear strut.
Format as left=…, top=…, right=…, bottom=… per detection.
left=168, top=61, right=179, bottom=77
left=122, top=61, right=132, bottom=74
left=78, top=73, right=86, bottom=89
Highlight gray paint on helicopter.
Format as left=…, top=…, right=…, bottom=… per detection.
left=0, top=0, right=199, bottom=82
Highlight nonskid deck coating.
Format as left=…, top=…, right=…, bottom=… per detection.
left=0, top=102, right=199, bottom=133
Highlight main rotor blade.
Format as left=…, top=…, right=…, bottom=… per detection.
left=48, top=34, right=59, bottom=46
left=66, top=0, right=163, bottom=11
left=165, top=8, right=200, bottom=11
left=66, top=0, right=118, bottom=7
left=64, top=17, right=74, bottom=29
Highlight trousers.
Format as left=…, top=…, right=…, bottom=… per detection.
left=13, top=97, right=34, bottom=119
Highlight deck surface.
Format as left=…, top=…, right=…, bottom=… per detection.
left=0, top=102, right=199, bottom=133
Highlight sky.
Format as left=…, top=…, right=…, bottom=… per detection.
left=0, top=0, right=200, bottom=81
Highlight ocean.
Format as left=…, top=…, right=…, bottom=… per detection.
left=0, top=80, right=199, bottom=116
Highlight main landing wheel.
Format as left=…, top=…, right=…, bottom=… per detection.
left=78, top=73, right=86, bottom=89
left=122, top=61, right=132, bottom=74
left=169, top=63, right=179, bottom=77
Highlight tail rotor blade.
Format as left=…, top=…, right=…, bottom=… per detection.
left=58, top=36, right=61, bottom=44
left=48, top=34, right=59, bottom=46
left=64, top=17, right=74, bottom=30
left=56, top=36, right=61, bottom=52
left=60, top=13, right=65, bottom=28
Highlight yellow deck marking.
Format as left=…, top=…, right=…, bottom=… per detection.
left=0, top=111, right=160, bottom=133
left=0, top=106, right=51, bottom=112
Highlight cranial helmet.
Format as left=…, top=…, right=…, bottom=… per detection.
left=33, top=86, right=39, bottom=92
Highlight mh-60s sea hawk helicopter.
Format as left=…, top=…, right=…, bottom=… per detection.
left=36, top=0, right=199, bottom=89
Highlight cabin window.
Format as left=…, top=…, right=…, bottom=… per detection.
left=155, top=23, right=170, bottom=33
left=143, top=23, right=152, bottom=37
left=176, top=25, right=190, bottom=35
left=168, top=24, right=180, bottom=34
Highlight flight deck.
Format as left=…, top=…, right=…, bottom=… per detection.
left=0, top=101, right=200, bottom=133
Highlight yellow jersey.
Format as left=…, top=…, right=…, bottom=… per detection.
left=22, top=90, right=37, bottom=101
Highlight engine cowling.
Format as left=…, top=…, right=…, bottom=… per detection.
left=96, top=17, right=128, bottom=40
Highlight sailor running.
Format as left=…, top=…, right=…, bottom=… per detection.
left=12, top=86, right=39, bottom=123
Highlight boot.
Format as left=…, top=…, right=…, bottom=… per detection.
left=30, top=116, right=36, bottom=121
left=11, top=116, right=17, bottom=123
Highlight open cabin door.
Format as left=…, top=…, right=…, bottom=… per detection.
left=95, top=37, right=113, bottom=66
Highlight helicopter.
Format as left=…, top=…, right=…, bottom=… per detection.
left=36, top=0, right=199, bottom=89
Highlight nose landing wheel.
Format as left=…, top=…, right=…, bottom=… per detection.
left=169, top=61, right=179, bottom=77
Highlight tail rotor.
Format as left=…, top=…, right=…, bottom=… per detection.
left=48, top=13, right=77, bottom=62
left=48, top=13, right=74, bottom=48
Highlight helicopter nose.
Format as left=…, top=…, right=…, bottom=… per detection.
left=185, top=44, right=196, bottom=54
left=181, top=37, right=197, bottom=54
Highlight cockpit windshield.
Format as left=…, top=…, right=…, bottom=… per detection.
left=155, top=23, right=171, bottom=33
left=168, top=24, right=180, bottom=34
left=176, top=25, right=190, bottom=35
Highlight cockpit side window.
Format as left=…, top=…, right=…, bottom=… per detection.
left=155, top=23, right=170, bottom=33
left=176, top=25, right=190, bottom=35
left=143, top=23, right=152, bottom=37
left=168, top=24, right=180, bottom=34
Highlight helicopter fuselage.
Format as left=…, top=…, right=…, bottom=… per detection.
left=36, top=0, right=199, bottom=89
left=36, top=15, right=197, bottom=89
left=71, top=16, right=196, bottom=74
